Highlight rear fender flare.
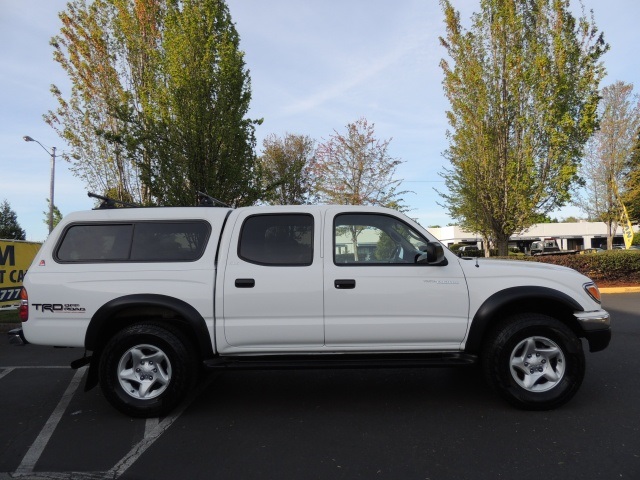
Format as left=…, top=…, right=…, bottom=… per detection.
left=85, top=294, right=213, bottom=358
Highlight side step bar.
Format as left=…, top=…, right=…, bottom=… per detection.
left=203, top=353, right=477, bottom=371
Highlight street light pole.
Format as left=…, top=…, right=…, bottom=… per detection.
left=49, top=146, right=56, bottom=234
left=23, top=136, right=57, bottom=234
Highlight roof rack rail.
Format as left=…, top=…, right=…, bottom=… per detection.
left=197, top=191, right=231, bottom=208
left=88, top=192, right=140, bottom=209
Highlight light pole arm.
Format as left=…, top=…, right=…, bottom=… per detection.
left=23, top=136, right=52, bottom=156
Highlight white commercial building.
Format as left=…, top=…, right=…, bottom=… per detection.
left=428, top=222, right=636, bottom=252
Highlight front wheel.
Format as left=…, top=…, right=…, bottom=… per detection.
left=482, top=313, right=585, bottom=410
left=99, top=323, right=197, bottom=417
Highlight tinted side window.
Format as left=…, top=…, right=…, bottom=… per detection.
left=57, top=224, right=133, bottom=262
left=130, top=222, right=210, bottom=261
left=239, top=214, right=313, bottom=266
left=56, top=221, right=210, bottom=263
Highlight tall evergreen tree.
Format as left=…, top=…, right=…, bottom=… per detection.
left=439, top=0, right=608, bottom=255
left=152, top=0, right=261, bottom=207
left=0, top=200, right=26, bottom=240
left=46, top=0, right=261, bottom=207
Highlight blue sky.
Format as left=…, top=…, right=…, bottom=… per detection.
left=2, top=0, right=639, bottom=241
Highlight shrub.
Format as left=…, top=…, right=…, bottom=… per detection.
left=449, top=243, right=464, bottom=254
left=499, top=251, right=640, bottom=284
left=0, top=308, right=19, bottom=323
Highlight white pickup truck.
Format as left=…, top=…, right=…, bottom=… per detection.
left=17, top=202, right=610, bottom=417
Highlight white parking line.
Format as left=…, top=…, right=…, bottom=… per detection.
left=144, top=417, right=159, bottom=438
left=9, top=472, right=106, bottom=479
left=3, top=365, right=216, bottom=480
left=13, top=367, right=88, bottom=476
left=0, top=366, right=71, bottom=370
left=105, top=375, right=215, bottom=479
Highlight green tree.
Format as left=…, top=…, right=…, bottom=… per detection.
left=311, top=118, right=406, bottom=208
left=151, top=0, right=261, bottom=207
left=46, top=0, right=261, bottom=207
left=46, top=0, right=153, bottom=204
left=623, top=127, right=640, bottom=223
left=439, top=0, right=608, bottom=256
left=375, top=232, right=396, bottom=261
left=42, top=199, right=64, bottom=230
left=575, top=81, right=640, bottom=248
left=260, top=133, right=315, bottom=205
left=0, top=200, right=26, bottom=240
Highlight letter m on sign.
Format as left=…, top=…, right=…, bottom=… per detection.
left=0, top=245, right=15, bottom=266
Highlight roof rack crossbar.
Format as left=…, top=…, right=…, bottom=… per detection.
left=197, top=191, right=231, bottom=208
left=88, top=192, right=140, bottom=209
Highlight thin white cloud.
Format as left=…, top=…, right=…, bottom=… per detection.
left=283, top=46, right=409, bottom=115
left=280, top=12, right=437, bottom=116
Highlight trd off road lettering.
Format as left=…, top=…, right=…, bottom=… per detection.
left=32, top=304, right=86, bottom=313
left=18, top=196, right=611, bottom=417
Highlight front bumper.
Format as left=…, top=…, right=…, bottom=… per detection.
left=574, top=310, right=611, bottom=352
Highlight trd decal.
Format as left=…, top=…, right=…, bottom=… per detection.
left=33, top=303, right=86, bottom=313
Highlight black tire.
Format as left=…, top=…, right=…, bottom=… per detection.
left=99, top=323, right=197, bottom=417
left=482, top=313, right=585, bottom=410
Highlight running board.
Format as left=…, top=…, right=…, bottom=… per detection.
left=203, top=353, right=477, bottom=371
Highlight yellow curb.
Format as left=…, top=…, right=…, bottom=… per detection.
left=600, top=286, right=640, bottom=294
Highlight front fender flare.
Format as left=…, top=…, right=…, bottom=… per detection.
left=464, top=286, right=583, bottom=354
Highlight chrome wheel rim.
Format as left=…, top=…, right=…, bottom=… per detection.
left=117, top=344, right=172, bottom=400
left=509, top=336, right=566, bottom=392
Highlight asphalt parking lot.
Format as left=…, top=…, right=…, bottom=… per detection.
left=1, top=293, right=639, bottom=480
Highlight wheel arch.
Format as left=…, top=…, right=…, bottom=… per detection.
left=465, top=286, right=584, bottom=355
left=85, top=294, right=214, bottom=360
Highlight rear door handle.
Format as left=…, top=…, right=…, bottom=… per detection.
left=235, top=278, right=255, bottom=288
left=334, top=279, right=356, bottom=289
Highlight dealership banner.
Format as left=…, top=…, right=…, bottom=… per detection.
left=620, top=203, right=634, bottom=250
left=0, top=240, right=41, bottom=307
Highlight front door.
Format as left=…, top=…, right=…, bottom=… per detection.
left=324, top=211, right=469, bottom=349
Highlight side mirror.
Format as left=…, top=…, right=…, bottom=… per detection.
left=417, top=242, right=448, bottom=266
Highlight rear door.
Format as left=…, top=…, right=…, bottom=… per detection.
left=221, top=210, right=324, bottom=349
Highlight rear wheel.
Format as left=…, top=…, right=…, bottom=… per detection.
left=482, top=313, right=585, bottom=410
left=99, top=323, right=196, bottom=417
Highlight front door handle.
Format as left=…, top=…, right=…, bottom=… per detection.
left=334, top=279, right=356, bottom=289
left=235, top=278, right=255, bottom=288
